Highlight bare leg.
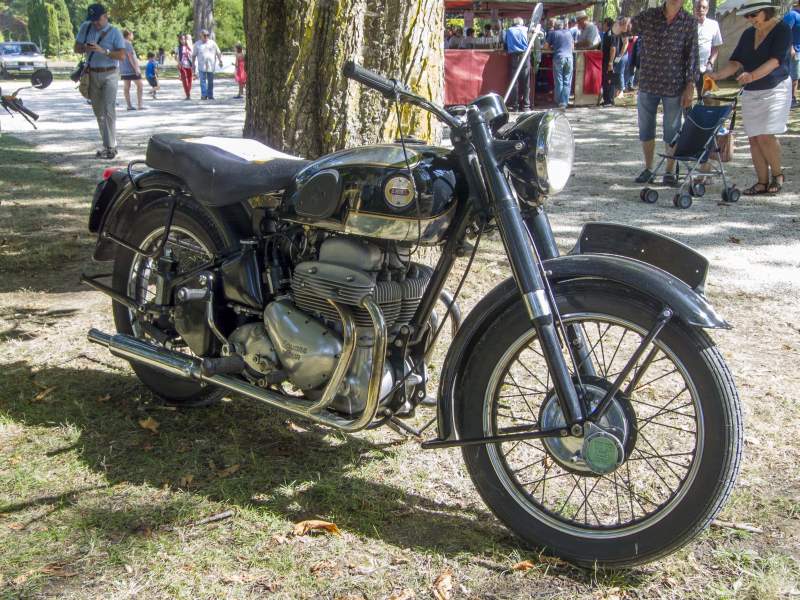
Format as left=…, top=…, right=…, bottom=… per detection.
left=748, top=136, right=769, bottom=184
left=642, top=139, right=655, bottom=170
left=756, top=134, right=782, bottom=178
left=135, top=79, right=144, bottom=108
left=124, top=80, right=132, bottom=109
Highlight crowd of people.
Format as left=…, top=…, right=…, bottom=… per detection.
left=73, top=2, right=247, bottom=159
left=445, top=0, right=798, bottom=195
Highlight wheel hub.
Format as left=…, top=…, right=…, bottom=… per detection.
left=539, top=377, right=635, bottom=475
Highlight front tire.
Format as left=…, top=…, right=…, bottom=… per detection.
left=458, top=281, right=742, bottom=567
left=111, top=197, right=228, bottom=406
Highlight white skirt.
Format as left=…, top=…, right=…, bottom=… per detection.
left=741, top=77, right=792, bottom=137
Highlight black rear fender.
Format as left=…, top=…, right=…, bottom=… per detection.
left=435, top=252, right=729, bottom=441
left=90, top=169, right=252, bottom=261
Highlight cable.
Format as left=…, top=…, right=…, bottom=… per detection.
left=394, top=95, right=423, bottom=257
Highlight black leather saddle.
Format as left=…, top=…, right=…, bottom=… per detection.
left=145, top=134, right=311, bottom=206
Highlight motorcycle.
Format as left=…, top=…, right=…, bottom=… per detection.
left=82, top=56, right=742, bottom=566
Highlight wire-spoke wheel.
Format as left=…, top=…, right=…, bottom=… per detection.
left=458, top=281, right=742, bottom=567
left=111, top=198, right=228, bottom=406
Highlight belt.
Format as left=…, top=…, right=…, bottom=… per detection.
left=88, top=66, right=117, bottom=73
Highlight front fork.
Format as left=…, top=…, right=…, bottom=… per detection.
left=466, top=107, right=585, bottom=427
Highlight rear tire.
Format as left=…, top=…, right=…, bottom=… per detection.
left=457, top=281, right=742, bottom=567
left=111, top=197, right=227, bottom=406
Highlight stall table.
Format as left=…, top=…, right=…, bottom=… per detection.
left=444, top=48, right=602, bottom=107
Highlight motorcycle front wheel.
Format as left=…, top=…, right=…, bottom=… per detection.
left=458, top=280, right=742, bottom=567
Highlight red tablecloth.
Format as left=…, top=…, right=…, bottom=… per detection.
left=582, top=50, right=602, bottom=96
left=444, top=49, right=603, bottom=105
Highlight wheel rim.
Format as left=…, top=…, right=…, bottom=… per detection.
left=127, top=225, right=212, bottom=340
left=483, top=312, right=705, bottom=538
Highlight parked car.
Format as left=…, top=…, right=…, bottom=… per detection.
left=0, top=42, right=48, bottom=78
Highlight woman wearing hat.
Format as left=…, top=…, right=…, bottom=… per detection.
left=708, top=0, right=792, bottom=195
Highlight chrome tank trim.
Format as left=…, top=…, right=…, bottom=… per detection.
left=342, top=203, right=456, bottom=244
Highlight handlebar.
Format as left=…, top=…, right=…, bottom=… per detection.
left=342, top=60, right=461, bottom=130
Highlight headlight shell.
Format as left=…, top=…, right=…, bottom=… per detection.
left=500, top=110, right=575, bottom=197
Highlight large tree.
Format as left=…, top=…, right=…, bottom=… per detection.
left=242, top=0, right=444, bottom=158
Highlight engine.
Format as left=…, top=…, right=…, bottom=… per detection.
left=225, top=236, right=432, bottom=416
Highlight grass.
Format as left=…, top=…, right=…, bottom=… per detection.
left=1, top=133, right=799, bottom=598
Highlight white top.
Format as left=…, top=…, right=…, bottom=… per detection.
left=192, top=39, right=221, bottom=72
left=697, top=18, right=723, bottom=72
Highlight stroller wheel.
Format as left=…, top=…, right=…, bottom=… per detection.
left=690, top=182, right=706, bottom=197
left=674, top=193, right=693, bottom=209
left=641, top=188, right=659, bottom=204
left=722, top=187, right=740, bottom=203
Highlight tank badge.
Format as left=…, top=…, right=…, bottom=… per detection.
left=384, top=175, right=415, bottom=208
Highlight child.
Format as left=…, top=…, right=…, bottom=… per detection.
left=234, top=43, right=247, bottom=99
left=145, top=52, right=160, bottom=99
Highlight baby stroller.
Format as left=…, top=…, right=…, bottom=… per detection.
left=640, top=91, right=740, bottom=209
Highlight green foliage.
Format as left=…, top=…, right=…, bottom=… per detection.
left=212, top=0, right=242, bottom=50
left=44, top=1, right=58, bottom=54
left=52, top=0, right=73, bottom=51
left=65, top=0, right=91, bottom=35
left=27, top=0, right=47, bottom=48
left=115, top=1, right=191, bottom=58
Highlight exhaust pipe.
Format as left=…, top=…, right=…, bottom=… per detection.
left=86, top=295, right=387, bottom=432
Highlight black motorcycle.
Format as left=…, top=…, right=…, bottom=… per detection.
left=83, top=60, right=741, bottom=567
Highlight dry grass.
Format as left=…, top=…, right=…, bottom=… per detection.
left=1, top=126, right=799, bottom=599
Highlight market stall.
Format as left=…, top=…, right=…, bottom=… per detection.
left=444, top=0, right=602, bottom=107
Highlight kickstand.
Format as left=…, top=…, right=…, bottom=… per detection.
left=386, top=415, right=437, bottom=439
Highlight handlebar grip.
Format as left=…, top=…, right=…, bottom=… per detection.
left=13, top=99, right=39, bottom=121
left=343, top=60, right=405, bottom=98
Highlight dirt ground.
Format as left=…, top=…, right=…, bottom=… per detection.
left=1, top=78, right=799, bottom=598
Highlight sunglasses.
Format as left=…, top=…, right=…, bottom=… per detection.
left=744, top=10, right=761, bottom=18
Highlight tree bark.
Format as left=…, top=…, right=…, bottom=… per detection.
left=243, top=0, right=443, bottom=158
left=193, top=0, right=215, bottom=38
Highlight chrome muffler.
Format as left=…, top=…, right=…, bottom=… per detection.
left=87, top=296, right=387, bottom=432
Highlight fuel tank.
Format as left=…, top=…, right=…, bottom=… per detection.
left=283, top=143, right=460, bottom=245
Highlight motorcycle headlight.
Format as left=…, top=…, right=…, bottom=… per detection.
left=500, top=110, right=575, bottom=198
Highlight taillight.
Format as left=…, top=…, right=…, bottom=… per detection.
left=101, top=167, right=117, bottom=180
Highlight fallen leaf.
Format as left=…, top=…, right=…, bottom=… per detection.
left=310, top=560, right=336, bottom=575
left=13, top=572, right=30, bottom=585
left=390, top=555, right=411, bottom=565
left=432, top=568, right=454, bottom=600
left=97, top=394, right=111, bottom=402
left=6, top=522, right=25, bottom=531
left=40, top=563, right=77, bottom=577
left=179, top=474, right=194, bottom=487
left=285, top=420, right=308, bottom=433
left=32, top=386, right=56, bottom=402
left=387, top=589, right=416, bottom=600
left=293, top=519, right=341, bottom=536
left=271, top=533, right=290, bottom=545
left=124, top=564, right=134, bottom=574
left=728, top=235, right=741, bottom=244
left=512, top=560, right=536, bottom=571
left=216, top=463, right=240, bottom=478
left=138, top=417, right=160, bottom=434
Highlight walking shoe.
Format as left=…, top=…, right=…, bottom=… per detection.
left=635, top=168, right=654, bottom=183
left=95, top=148, right=118, bottom=159
left=662, top=172, right=678, bottom=187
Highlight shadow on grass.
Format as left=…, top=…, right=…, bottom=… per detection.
left=0, top=360, right=518, bottom=557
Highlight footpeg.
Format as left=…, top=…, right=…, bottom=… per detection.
left=200, top=355, right=246, bottom=377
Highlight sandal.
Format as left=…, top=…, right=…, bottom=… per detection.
left=743, top=182, right=768, bottom=196
left=767, top=173, right=784, bottom=194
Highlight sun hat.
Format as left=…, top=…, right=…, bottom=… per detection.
left=737, top=0, right=776, bottom=16
left=575, top=10, right=588, bottom=19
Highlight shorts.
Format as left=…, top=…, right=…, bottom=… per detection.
left=121, top=73, right=141, bottom=81
left=147, top=76, right=158, bottom=88
left=636, top=90, right=683, bottom=144
left=790, top=54, right=799, bottom=81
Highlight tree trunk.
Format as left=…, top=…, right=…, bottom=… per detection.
left=193, top=0, right=215, bottom=38
left=243, top=0, right=443, bottom=158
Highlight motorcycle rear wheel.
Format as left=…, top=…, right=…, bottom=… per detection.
left=111, top=198, right=227, bottom=406
left=458, top=280, right=742, bottom=567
